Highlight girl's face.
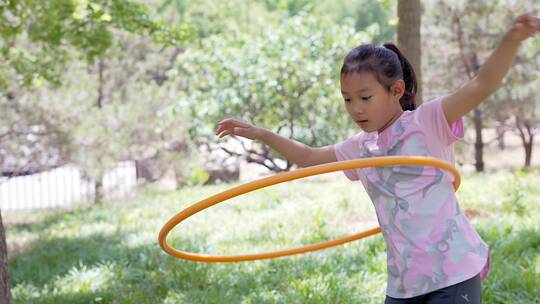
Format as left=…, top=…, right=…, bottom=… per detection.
left=340, top=72, right=404, bottom=133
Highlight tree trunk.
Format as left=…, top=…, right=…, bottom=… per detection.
left=516, top=116, right=534, bottom=168
left=94, top=177, right=104, bottom=204
left=453, top=13, right=485, bottom=172
left=397, top=0, right=422, bottom=105
left=97, top=60, right=105, bottom=108
left=473, top=108, right=484, bottom=172
left=0, top=210, right=12, bottom=304
left=524, top=140, right=533, bottom=168
left=94, top=59, right=106, bottom=204
left=495, top=121, right=506, bottom=150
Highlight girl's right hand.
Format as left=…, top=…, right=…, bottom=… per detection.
left=215, top=118, right=265, bottom=140
left=504, top=13, right=540, bottom=42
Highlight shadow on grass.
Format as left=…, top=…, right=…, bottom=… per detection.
left=10, top=227, right=389, bottom=304
left=6, top=205, right=119, bottom=233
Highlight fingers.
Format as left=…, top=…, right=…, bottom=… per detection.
left=216, top=119, right=233, bottom=137
left=217, top=118, right=249, bottom=128
left=216, top=125, right=235, bottom=138
left=530, top=16, right=540, bottom=31
left=515, top=14, right=540, bottom=31
left=216, top=129, right=233, bottom=138
left=216, top=122, right=247, bottom=138
left=217, top=127, right=249, bottom=139
left=515, top=13, right=532, bottom=23
left=216, top=118, right=252, bottom=138
left=216, top=127, right=236, bottom=138
left=506, top=14, right=540, bottom=41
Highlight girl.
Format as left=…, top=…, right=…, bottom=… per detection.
left=215, top=14, right=540, bottom=303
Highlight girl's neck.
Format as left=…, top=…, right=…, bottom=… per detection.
left=377, top=108, right=404, bottom=134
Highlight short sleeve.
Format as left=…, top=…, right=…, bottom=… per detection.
left=333, top=133, right=361, bottom=181
left=416, top=96, right=464, bottom=146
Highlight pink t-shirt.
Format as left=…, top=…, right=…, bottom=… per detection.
left=334, top=96, right=490, bottom=298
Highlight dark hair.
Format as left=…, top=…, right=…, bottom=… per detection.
left=340, top=43, right=417, bottom=111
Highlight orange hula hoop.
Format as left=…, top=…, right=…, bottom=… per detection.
left=158, top=156, right=460, bottom=262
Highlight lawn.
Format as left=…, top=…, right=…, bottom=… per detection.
left=7, top=170, right=540, bottom=303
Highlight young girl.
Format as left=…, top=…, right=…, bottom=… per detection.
left=215, top=14, right=540, bottom=303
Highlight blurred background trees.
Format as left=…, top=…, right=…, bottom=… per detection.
left=423, top=0, right=539, bottom=170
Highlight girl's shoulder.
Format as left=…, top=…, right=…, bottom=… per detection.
left=411, top=95, right=464, bottom=146
left=413, top=95, right=446, bottom=115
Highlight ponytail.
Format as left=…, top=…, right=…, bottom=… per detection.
left=383, top=43, right=417, bottom=111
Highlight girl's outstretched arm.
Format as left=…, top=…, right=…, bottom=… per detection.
left=216, top=118, right=337, bottom=167
left=442, top=13, right=540, bottom=124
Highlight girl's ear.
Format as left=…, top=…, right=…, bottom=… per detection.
left=391, top=79, right=405, bottom=99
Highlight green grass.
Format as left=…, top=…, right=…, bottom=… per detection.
left=7, top=170, right=540, bottom=303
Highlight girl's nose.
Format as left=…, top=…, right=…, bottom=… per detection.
left=351, top=101, right=365, bottom=114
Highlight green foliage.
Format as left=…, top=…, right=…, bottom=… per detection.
left=0, top=57, right=194, bottom=185
left=185, top=164, right=210, bottom=186
left=313, top=0, right=396, bottom=44
left=256, top=0, right=397, bottom=44
left=64, top=68, right=192, bottom=182
left=0, top=91, right=71, bottom=173
left=257, top=0, right=320, bottom=16
left=176, top=14, right=374, bottom=148
left=157, top=0, right=277, bottom=39
left=0, top=0, right=194, bottom=89
left=0, top=0, right=197, bottom=183
left=1, top=0, right=398, bottom=181
left=500, top=173, right=527, bottom=216
left=6, top=171, right=540, bottom=303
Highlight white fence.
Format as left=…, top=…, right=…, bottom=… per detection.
left=0, top=161, right=137, bottom=211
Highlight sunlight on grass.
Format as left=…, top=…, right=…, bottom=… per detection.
left=55, top=262, right=116, bottom=293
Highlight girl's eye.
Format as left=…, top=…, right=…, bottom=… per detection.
left=361, top=96, right=372, bottom=101
left=344, top=98, right=351, bottom=103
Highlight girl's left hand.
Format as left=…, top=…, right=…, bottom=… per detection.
left=504, top=14, right=540, bottom=42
